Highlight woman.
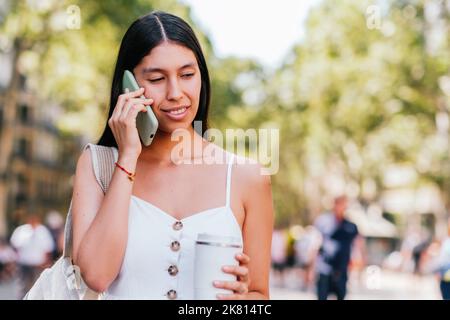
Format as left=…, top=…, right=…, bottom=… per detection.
left=71, top=11, right=273, bottom=300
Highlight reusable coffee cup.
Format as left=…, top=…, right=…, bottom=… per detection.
left=194, top=233, right=243, bottom=300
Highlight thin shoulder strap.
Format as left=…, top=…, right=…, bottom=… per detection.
left=225, top=153, right=235, bottom=208
left=63, top=143, right=117, bottom=258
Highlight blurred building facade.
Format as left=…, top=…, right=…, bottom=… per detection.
left=0, top=50, right=86, bottom=238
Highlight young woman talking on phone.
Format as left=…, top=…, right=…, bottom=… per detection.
left=71, top=11, right=273, bottom=300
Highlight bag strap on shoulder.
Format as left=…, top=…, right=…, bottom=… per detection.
left=63, top=143, right=118, bottom=258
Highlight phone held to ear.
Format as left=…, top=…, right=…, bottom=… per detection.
left=122, top=70, right=159, bottom=146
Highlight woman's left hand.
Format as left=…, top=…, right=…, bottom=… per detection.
left=213, top=253, right=251, bottom=300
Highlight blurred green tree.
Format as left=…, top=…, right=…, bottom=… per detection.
left=226, top=0, right=450, bottom=227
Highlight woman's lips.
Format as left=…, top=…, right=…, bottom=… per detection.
left=161, top=106, right=190, bottom=120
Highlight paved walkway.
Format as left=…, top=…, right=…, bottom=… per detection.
left=269, top=268, right=442, bottom=300
left=0, top=268, right=442, bottom=300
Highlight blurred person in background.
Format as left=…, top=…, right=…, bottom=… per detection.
left=294, top=225, right=322, bottom=291
left=400, top=226, right=432, bottom=276
left=348, top=234, right=367, bottom=289
left=9, top=214, right=55, bottom=298
left=271, top=228, right=288, bottom=287
left=412, top=230, right=432, bottom=276
left=45, top=210, right=65, bottom=261
left=285, top=229, right=297, bottom=276
left=400, top=227, right=422, bottom=273
left=314, top=196, right=359, bottom=300
left=0, top=237, right=17, bottom=282
left=436, top=219, right=450, bottom=300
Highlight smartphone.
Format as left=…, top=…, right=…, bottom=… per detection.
left=122, top=70, right=159, bottom=146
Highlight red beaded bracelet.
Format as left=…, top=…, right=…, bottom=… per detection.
left=115, top=162, right=136, bottom=182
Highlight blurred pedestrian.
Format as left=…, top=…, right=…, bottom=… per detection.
left=271, top=229, right=288, bottom=286
left=314, top=196, right=358, bottom=300
left=285, top=230, right=297, bottom=273
left=436, top=219, right=450, bottom=300
left=0, top=237, right=17, bottom=282
left=348, top=234, right=367, bottom=288
left=45, top=210, right=65, bottom=261
left=9, top=214, right=54, bottom=298
left=400, top=227, right=421, bottom=273
left=294, top=225, right=322, bottom=291
left=412, top=239, right=431, bottom=275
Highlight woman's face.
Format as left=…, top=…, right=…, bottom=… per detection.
left=133, top=42, right=202, bottom=134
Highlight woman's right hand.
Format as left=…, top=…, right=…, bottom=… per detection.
left=108, top=87, right=153, bottom=159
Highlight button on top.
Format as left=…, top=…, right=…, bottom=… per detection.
left=170, top=241, right=181, bottom=252
left=168, top=265, right=179, bottom=276
left=173, top=221, right=183, bottom=231
left=167, top=289, right=177, bottom=300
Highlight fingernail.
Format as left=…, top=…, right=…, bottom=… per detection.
left=216, top=294, right=224, bottom=299
left=213, top=281, right=222, bottom=286
left=222, top=266, right=232, bottom=272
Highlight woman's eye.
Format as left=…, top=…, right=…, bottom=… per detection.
left=148, top=74, right=193, bottom=82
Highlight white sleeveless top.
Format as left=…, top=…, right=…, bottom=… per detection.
left=103, top=153, right=243, bottom=300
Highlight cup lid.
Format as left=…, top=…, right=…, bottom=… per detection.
left=196, top=233, right=242, bottom=247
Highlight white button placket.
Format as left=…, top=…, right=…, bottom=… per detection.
left=166, top=220, right=183, bottom=300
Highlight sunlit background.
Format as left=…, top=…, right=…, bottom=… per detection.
left=0, top=0, right=449, bottom=299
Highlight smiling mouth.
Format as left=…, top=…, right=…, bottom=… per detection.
left=161, top=106, right=190, bottom=115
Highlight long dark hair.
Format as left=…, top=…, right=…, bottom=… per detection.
left=97, top=11, right=211, bottom=148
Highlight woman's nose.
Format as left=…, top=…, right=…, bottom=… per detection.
left=167, top=78, right=183, bottom=101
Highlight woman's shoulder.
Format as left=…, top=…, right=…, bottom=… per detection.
left=72, top=144, right=104, bottom=199
left=77, top=143, right=118, bottom=165
left=76, top=143, right=117, bottom=179
left=203, top=143, right=270, bottom=187
left=227, top=151, right=271, bottom=190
